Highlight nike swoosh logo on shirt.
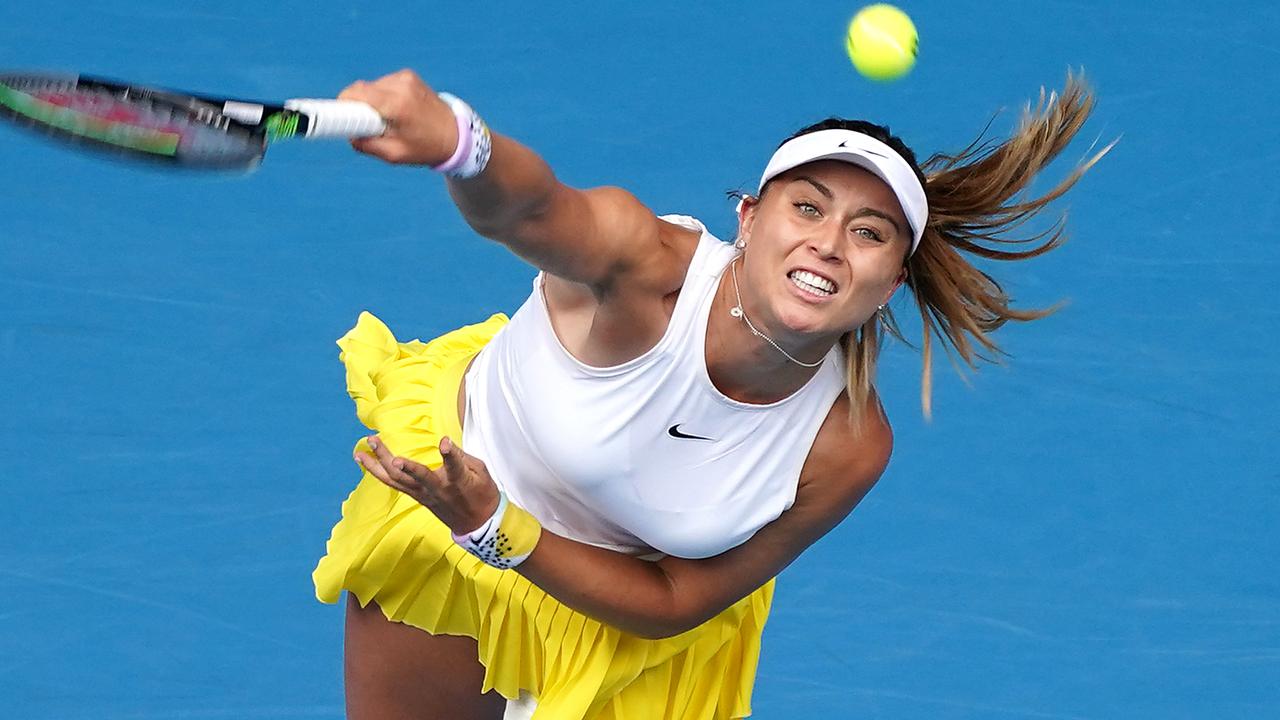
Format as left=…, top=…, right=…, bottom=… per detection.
left=668, top=424, right=715, bottom=441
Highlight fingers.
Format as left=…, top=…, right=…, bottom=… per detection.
left=338, top=80, right=402, bottom=156
left=439, top=436, right=468, bottom=481
left=355, top=449, right=409, bottom=493
left=358, top=436, right=419, bottom=495
left=360, top=435, right=453, bottom=498
left=355, top=449, right=410, bottom=493
left=337, top=70, right=427, bottom=115
left=357, top=434, right=501, bottom=536
left=393, top=453, right=443, bottom=490
left=337, top=68, right=456, bottom=166
left=369, top=436, right=419, bottom=483
left=336, top=80, right=371, bottom=104
left=349, top=136, right=412, bottom=164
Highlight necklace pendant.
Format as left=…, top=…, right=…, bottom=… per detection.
left=729, top=306, right=743, bottom=318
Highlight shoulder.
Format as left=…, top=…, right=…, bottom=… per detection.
left=546, top=194, right=707, bottom=303
left=581, top=189, right=702, bottom=279
left=795, top=389, right=894, bottom=515
left=713, top=391, right=890, bottom=573
left=608, top=204, right=706, bottom=298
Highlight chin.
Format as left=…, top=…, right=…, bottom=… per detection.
left=773, top=304, right=832, bottom=336
left=780, top=301, right=877, bottom=339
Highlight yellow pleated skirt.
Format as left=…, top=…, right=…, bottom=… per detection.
left=312, top=311, right=774, bottom=720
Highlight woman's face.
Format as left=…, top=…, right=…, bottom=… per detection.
left=736, top=160, right=911, bottom=341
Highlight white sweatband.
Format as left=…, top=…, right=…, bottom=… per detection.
left=431, top=92, right=492, bottom=179
left=451, top=491, right=541, bottom=570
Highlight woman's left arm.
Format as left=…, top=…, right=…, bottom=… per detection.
left=356, top=397, right=892, bottom=640
left=523, top=397, right=893, bottom=638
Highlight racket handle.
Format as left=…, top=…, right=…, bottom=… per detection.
left=284, top=99, right=386, bottom=139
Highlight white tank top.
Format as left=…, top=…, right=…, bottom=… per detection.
left=462, top=215, right=847, bottom=559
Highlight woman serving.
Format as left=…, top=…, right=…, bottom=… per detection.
left=313, top=69, right=1106, bottom=719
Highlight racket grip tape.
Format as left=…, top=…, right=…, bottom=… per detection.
left=284, top=99, right=386, bottom=139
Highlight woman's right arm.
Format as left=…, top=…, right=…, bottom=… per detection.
left=338, top=69, right=677, bottom=293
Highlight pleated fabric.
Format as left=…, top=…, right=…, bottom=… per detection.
left=313, top=311, right=773, bottom=719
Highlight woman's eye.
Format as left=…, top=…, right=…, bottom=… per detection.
left=794, top=202, right=820, bottom=216
left=854, top=227, right=884, bottom=242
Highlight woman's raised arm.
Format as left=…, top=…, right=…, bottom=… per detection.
left=339, top=69, right=668, bottom=291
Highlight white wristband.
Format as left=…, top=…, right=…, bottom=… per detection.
left=451, top=492, right=541, bottom=570
left=431, top=92, right=492, bottom=179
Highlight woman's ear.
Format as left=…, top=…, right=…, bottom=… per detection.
left=883, top=267, right=907, bottom=305
left=736, top=195, right=759, bottom=245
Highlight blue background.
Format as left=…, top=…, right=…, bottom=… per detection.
left=2, top=1, right=1277, bottom=717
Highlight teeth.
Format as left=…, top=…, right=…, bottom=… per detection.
left=788, top=270, right=835, bottom=296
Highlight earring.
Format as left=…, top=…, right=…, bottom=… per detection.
left=734, top=237, right=746, bottom=250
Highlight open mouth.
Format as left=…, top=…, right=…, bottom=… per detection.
left=787, top=269, right=837, bottom=298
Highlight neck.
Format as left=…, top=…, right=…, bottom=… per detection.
left=704, top=259, right=838, bottom=404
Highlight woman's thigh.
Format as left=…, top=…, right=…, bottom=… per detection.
left=344, top=593, right=507, bottom=720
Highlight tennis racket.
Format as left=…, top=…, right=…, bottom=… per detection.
left=0, top=71, right=386, bottom=170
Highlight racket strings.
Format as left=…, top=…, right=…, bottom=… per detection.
left=1, top=73, right=270, bottom=168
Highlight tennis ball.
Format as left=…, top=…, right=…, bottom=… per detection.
left=845, top=4, right=919, bottom=81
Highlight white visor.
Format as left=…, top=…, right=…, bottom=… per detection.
left=753, top=128, right=928, bottom=254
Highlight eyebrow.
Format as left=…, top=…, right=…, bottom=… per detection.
left=794, top=175, right=834, bottom=199
left=852, top=207, right=903, bottom=236
left=791, top=175, right=904, bottom=236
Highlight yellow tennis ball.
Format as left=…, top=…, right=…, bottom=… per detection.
left=845, top=4, right=919, bottom=81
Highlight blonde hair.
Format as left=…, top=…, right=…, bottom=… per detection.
left=841, top=72, right=1113, bottom=428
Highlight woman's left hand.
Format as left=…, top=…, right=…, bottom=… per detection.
left=356, top=435, right=501, bottom=536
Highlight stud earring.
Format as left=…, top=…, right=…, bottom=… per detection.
left=734, top=237, right=746, bottom=250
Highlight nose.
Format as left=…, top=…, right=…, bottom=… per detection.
left=806, top=219, right=844, bottom=263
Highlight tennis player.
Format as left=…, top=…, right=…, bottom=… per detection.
left=313, top=69, right=1106, bottom=720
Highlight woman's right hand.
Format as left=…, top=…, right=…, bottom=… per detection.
left=338, top=69, right=460, bottom=166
